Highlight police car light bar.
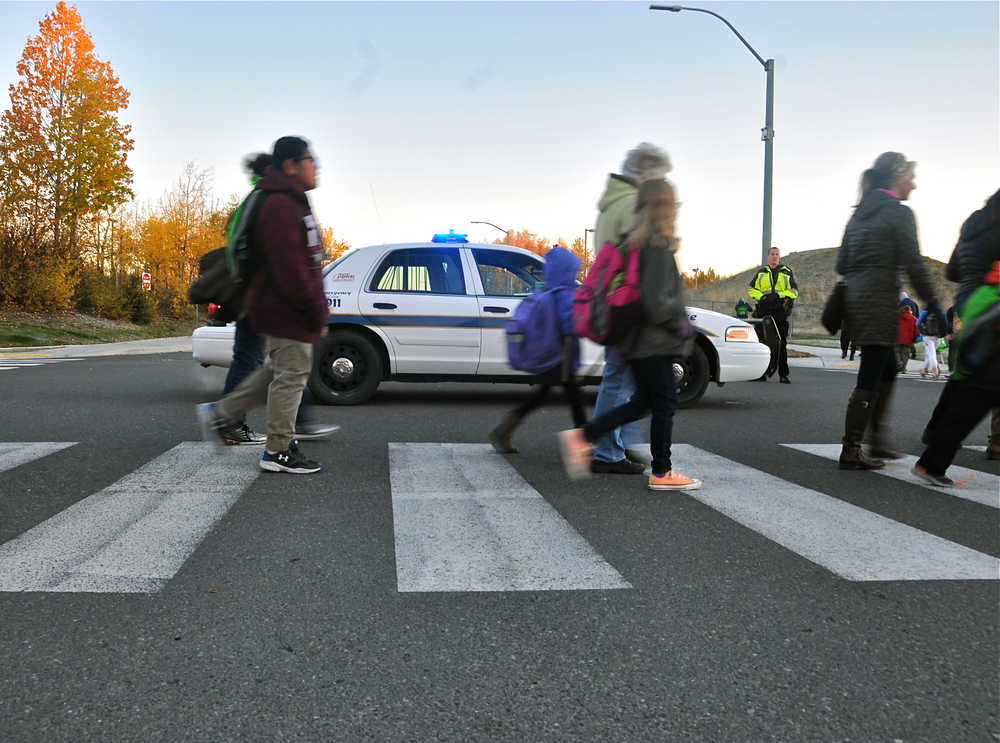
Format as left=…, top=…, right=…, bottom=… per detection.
left=432, top=230, right=468, bottom=243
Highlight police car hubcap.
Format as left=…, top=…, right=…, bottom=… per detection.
left=331, top=357, right=355, bottom=380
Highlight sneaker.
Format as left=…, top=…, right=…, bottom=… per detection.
left=259, top=443, right=323, bottom=474
left=779, top=376, right=791, bottom=384
left=911, top=464, right=954, bottom=487
left=648, top=471, right=703, bottom=491
left=294, top=422, right=341, bottom=440
left=557, top=428, right=592, bottom=480
left=196, top=402, right=231, bottom=451
left=221, top=423, right=266, bottom=446
left=591, top=458, right=646, bottom=475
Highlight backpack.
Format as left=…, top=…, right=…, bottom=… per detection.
left=953, top=283, right=1000, bottom=381
left=505, top=288, right=568, bottom=373
left=573, top=239, right=643, bottom=346
left=187, top=190, right=268, bottom=315
left=919, top=310, right=945, bottom=337
left=226, top=189, right=268, bottom=284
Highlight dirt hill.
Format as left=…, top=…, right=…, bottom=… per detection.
left=690, top=248, right=954, bottom=336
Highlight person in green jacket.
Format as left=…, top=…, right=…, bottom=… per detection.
left=588, top=142, right=672, bottom=475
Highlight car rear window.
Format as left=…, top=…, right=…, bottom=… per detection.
left=368, top=248, right=466, bottom=295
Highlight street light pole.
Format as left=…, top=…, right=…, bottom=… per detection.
left=471, top=220, right=511, bottom=239
left=650, top=4, right=774, bottom=267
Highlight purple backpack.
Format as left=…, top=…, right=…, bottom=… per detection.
left=505, top=288, right=566, bottom=373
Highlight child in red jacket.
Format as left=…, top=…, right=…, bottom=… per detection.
left=897, top=305, right=919, bottom=372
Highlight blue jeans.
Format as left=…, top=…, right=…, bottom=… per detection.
left=592, top=348, right=644, bottom=462
left=222, top=317, right=314, bottom=424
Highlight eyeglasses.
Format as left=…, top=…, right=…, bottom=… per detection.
left=296, top=155, right=320, bottom=169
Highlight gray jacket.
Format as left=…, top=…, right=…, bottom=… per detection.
left=621, top=236, right=694, bottom=360
left=835, top=189, right=937, bottom=347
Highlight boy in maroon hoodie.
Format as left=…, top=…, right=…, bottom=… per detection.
left=197, top=136, right=329, bottom=474
left=896, top=305, right=918, bottom=373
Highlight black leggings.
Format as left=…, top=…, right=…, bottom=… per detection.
left=582, top=355, right=678, bottom=475
left=855, top=345, right=898, bottom=392
left=514, top=367, right=586, bottom=427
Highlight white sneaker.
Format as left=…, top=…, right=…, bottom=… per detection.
left=294, top=422, right=341, bottom=440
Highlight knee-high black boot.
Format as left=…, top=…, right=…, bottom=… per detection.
left=840, top=390, right=885, bottom=470
left=867, top=382, right=903, bottom=460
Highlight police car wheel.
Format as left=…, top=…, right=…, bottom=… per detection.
left=309, top=330, right=382, bottom=405
left=676, top=344, right=710, bottom=409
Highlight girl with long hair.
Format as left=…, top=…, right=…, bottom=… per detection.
left=558, top=179, right=701, bottom=491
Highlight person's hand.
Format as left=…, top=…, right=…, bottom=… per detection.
left=319, top=325, right=329, bottom=338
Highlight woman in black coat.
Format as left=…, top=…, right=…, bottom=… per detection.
left=834, top=152, right=944, bottom=469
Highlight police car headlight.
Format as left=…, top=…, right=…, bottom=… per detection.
left=725, top=326, right=754, bottom=342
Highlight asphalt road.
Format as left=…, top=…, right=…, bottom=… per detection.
left=1, top=352, right=997, bottom=742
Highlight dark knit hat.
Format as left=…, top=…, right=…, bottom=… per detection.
left=272, top=136, right=310, bottom=167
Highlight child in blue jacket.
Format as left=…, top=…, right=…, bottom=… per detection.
left=489, top=246, right=586, bottom=453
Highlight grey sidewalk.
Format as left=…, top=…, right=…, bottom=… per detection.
left=0, top=336, right=191, bottom=358
left=788, top=343, right=947, bottom=375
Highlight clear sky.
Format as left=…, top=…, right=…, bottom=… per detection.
left=1, top=1, right=997, bottom=275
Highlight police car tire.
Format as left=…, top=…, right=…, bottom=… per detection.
left=677, top=344, right=710, bottom=409
left=309, top=329, right=383, bottom=406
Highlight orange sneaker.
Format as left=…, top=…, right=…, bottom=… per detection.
left=648, top=470, right=702, bottom=491
left=558, top=428, right=593, bottom=480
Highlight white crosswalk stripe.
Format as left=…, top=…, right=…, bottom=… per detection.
left=389, top=443, right=631, bottom=592
left=781, top=444, right=1000, bottom=510
left=0, top=442, right=78, bottom=475
left=0, top=355, right=83, bottom=373
left=669, top=444, right=999, bottom=581
left=0, top=443, right=260, bottom=592
left=1, top=441, right=997, bottom=593
left=822, top=367, right=948, bottom=383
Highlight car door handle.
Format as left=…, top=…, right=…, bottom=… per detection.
left=373, top=303, right=397, bottom=310
left=483, top=306, right=509, bottom=314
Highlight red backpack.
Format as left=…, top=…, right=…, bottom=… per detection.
left=574, top=239, right=644, bottom=346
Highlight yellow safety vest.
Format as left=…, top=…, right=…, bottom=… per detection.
left=748, top=265, right=798, bottom=302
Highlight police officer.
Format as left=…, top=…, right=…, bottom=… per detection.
left=748, top=246, right=798, bottom=383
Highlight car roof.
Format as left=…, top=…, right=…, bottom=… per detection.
left=353, top=242, right=543, bottom=259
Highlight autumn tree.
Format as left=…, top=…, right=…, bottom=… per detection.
left=0, top=1, right=133, bottom=308
left=322, top=226, right=352, bottom=264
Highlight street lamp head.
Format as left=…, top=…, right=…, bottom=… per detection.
left=649, top=5, right=683, bottom=11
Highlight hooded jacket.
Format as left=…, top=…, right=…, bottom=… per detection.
left=620, top=235, right=694, bottom=360
left=595, top=175, right=638, bottom=250
left=543, top=246, right=582, bottom=372
left=946, top=207, right=1000, bottom=311
left=244, top=168, right=328, bottom=345
left=835, top=189, right=938, bottom=347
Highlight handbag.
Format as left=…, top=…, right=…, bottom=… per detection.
left=821, top=280, right=846, bottom=335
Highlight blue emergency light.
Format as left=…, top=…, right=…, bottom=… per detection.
left=431, top=230, right=468, bottom=244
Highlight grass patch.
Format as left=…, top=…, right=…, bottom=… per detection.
left=0, top=310, right=200, bottom=348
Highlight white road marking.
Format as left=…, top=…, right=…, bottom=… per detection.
left=389, top=443, right=631, bottom=592
left=668, top=444, right=998, bottom=581
left=965, top=445, right=988, bottom=453
left=0, top=443, right=77, bottom=475
left=0, top=443, right=260, bottom=592
left=781, top=444, right=999, bottom=510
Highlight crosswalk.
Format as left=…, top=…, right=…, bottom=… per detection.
left=823, top=365, right=949, bottom=384
left=0, top=440, right=997, bottom=593
left=0, top=353, right=83, bottom=372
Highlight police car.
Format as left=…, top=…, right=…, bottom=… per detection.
left=192, top=232, right=771, bottom=407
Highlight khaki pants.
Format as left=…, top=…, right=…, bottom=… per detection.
left=217, top=335, right=312, bottom=452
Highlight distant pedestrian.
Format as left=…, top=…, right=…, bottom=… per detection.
left=840, top=323, right=857, bottom=361
left=588, top=142, right=673, bottom=475
left=559, top=179, right=701, bottom=491
left=218, top=152, right=338, bottom=445
left=916, top=307, right=943, bottom=377
left=748, top=247, right=798, bottom=383
left=197, top=136, right=329, bottom=474
left=896, top=305, right=918, bottom=372
left=489, top=246, right=586, bottom=453
left=900, top=292, right=920, bottom=359
left=834, top=152, right=944, bottom=469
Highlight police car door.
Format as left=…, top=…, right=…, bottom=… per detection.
left=360, top=246, right=479, bottom=374
left=470, top=247, right=546, bottom=376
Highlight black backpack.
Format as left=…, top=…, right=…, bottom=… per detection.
left=919, top=311, right=945, bottom=337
